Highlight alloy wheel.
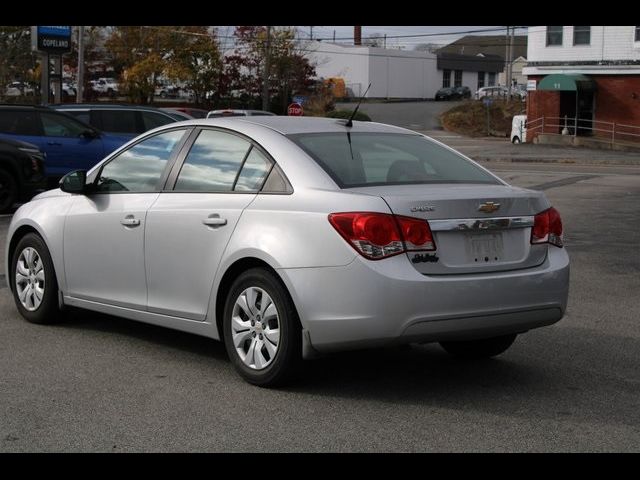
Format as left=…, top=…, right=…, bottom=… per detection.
left=15, top=247, right=45, bottom=311
left=231, top=287, right=280, bottom=370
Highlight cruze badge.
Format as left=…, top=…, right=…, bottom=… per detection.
left=410, top=205, right=435, bottom=212
left=478, top=202, right=500, bottom=213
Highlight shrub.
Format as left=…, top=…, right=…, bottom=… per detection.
left=440, top=99, right=524, bottom=137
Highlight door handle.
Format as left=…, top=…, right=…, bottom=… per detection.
left=120, top=216, right=141, bottom=227
left=47, top=141, right=62, bottom=146
left=202, top=214, right=227, bottom=227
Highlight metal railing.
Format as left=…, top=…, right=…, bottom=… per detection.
left=526, top=115, right=640, bottom=145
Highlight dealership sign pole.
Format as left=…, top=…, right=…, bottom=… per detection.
left=31, top=26, right=72, bottom=104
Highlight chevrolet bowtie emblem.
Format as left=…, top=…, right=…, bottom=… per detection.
left=478, top=202, right=500, bottom=213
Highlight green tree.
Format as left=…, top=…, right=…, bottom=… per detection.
left=165, top=26, right=222, bottom=106
left=230, top=26, right=317, bottom=114
left=0, top=26, right=38, bottom=95
left=106, top=26, right=222, bottom=105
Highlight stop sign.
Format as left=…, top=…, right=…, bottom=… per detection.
left=287, top=102, right=303, bottom=116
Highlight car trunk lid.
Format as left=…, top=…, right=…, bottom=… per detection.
left=349, top=183, right=550, bottom=274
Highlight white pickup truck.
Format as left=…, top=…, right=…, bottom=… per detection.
left=91, top=78, right=119, bottom=97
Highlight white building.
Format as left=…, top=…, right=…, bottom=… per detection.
left=304, top=42, right=440, bottom=99
left=436, top=52, right=504, bottom=91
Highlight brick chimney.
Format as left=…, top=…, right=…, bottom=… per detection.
left=354, top=26, right=362, bottom=46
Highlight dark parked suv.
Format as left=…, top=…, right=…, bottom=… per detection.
left=454, top=86, right=472, bottom=99
left=0, top=105, right=131, bottom=180
left=0, top=137, right=46, bottom=212
left=51, top=104, right=179, bottom=137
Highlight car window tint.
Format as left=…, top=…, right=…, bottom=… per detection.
left=234, top=148, right=272, bottom=191
left=96, top=110, right=138, bottom=134
left=40, top=112, right=88, bottom=137
left=290, top=133, right=500, bottom=187
left=0, top=110, right=41, bottom=136
left=64, top=110, right=91, bottom=124
left=96, top=129, right=186, bottom=192
left=174, top=130, right=252, bottom=192
left=142, top=111, right=174, bottom=130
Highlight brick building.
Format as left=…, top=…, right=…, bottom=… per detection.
left=523, top=26, right=640, bottom=143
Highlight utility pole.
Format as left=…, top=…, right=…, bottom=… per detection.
left=384, top=34, right=387, bottom=49
left=505, top=26, right=513, bottom=100
left=76, top=25, right=84, bottom=103
left=262, top=26, right=271, bottom=111
left=310, top=26, right=313, bottom=40
left=509, top=26, right=515, bottom=94
left=333, top=30, right=335, bottom=42
left=505, top=26, right=510, bottom=95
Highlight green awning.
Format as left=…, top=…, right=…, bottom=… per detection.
left=538, top=74, right=596, bottom=92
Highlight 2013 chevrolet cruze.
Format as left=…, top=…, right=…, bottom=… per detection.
left=5, top=117, right=570, bottom=386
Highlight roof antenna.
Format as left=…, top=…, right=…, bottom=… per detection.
left=345, top=83, right=371, bottom=128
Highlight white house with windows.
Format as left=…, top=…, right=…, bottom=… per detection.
left=436, top=52, right=504, bottom=92
left=523, top=26, right=640, bottom=142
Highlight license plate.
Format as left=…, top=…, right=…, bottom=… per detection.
left=466, top=233, right=504, bottom=261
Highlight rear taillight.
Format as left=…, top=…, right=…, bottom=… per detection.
left=531, top=207, right=563, bottom=247
left=328, top=212, right=435, bottom=260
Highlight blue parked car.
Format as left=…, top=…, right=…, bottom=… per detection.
left=0, top=105, right=131, bottom=180
left=51, top=104, right=180, bottom=137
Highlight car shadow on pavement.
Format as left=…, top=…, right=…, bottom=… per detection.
left=55, top=309, right=640, bottom=429
left=286, top=326, right=640, bottom=429
left=59, top=307, right=229, bottom=362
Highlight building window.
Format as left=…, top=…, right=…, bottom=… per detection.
left=442, top=69, right=451, bottom=88
left=636, top=26, right=640, bottom=42
left=477, top=71, right=485, bottom=89
left=488, top=72, right=496, bottom=86
left=546, top=26, right=563, bottom=46
left=454, top=70, right=463, bottom=87
left=573, top=26, right=591, bottom=45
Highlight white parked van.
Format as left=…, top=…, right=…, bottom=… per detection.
left=511, top=114, right=527, bottom=143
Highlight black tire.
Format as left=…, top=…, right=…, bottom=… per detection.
left=0, top=168, right=18, bottom=213
left=10, top=233, right=63, bottom=324
left=440, top=334, right=517, bottom=359
left=223, top=268, right=302, bottom=387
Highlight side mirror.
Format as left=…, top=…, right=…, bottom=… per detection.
left=81, top=129, right=99, bottom=139
left=59, top=170, right=88, bottom=194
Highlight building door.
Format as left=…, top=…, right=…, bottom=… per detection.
left=577, top=91, right=594, bottom=136
left=559, top=92, right=577, bottom=135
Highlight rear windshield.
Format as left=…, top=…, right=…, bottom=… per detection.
left=288, top=132, right=501, bottom=188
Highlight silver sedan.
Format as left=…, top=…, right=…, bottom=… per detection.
left=5, top=117, right=570, bottom=386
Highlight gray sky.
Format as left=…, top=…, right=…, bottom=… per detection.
left=214, top=26, right=529, bottom=52
left=299, top=26, right=528, bottom=49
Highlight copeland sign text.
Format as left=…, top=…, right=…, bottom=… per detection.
left=33, top=26, right=72, bottom=53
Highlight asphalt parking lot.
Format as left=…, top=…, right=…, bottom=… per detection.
left=0, top=157, right=639, bottom=452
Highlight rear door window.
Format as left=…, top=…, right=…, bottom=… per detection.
left=174, top=129, right=252, bottom=192
left=94, top=109, right=139, bottom=134
left=141, top=111, right=175, bottom=131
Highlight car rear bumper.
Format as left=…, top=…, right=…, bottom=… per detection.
left=280, top=247, right=570, bottom=355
